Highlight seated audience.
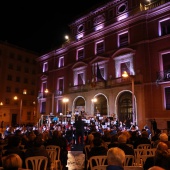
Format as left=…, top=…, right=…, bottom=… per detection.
left=88, top=137, right=107, bottom=159
left=134, top=130, right=151, bottom=148
left=144, top=142, right=170, bottom=170
left=25, top=135, right=51, bottom=170
left=153, top=133, right=170, bottom=148
left=148, top=166, right=165, bottom=170
left=2, top=153, right=22, bottom=170
left=107, top=147, right=125, bottom=170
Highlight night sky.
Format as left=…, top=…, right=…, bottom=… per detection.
left=0, top=0, right=111, bottom=54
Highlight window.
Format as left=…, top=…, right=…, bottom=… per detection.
left=16, top=66, right=21, bottom=71
left=17, top=55, right=22, bottom=61
left=8, top=64, right=13, bottom=69
left=78, top=73, right=84, bottom=85
left=16, top=76, right=20, bottom=82
left=7, top=75, right=12, bottom=81
left=27, top=112, right=31, bottom=120
left=77, top=48, right=84, bottom=60
left=158, top=52, right=170, bottom=81
left=57, top=100, right=62, bottom=114
left=43, top=62, right=48, bottom=72
left=118, top=31, right=128, bottom=47
left=24, top=78, right=28, bottom=84
left=25, top=58, right=29, bottom=63
left=6, top=86, right=11, bottom=92
left=58, top=57, right=64, bottom=68
left=95, top=40, right=104, bottom=55
left=25, top=68, right=29, bottom=73
left=41, top=102, right=46, bottom=114
left=15, top=88, right=20, bottom=93
left=159, top=18, right=170, bottom=36
left=58, top=78, right=64, bottom=94
left=114, top=53, right=135, bottom=78
left=42, top=82, right=47, bottom=93
left=165, top=87, right=170, bottom=110
left=73, top=70, right=86, bottom=86
left=5, top=98, right=10, bottom=104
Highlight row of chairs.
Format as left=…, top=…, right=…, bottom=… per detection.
left=1, top=145, right=62, bottom=170
left=84, top=143, right=157, bottom=170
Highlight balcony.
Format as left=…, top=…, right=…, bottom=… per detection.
left=156, top=70, right=170, bottom=83
left=37, top=90, right=63, bottom=99
left=68, top=75, right=142, bottom=93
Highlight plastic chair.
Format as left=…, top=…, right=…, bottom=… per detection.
left=126, top=144, right=134, bottom=149
left=124, top=155, right=135, bottom=166
left=88, top=155, right=107, bottom=170
left=124, top=166, right=144, bottom=170
left=25, top=156, right=48, bottom=170
left=104, top=142, right=110, bottom=150
left=46, top=145, right=60, bottom=160
left=137, top=144, right=151, bottom=150
left=84, top=145, right=91, bottom=160
left=92, top=165, right=107, bottom=170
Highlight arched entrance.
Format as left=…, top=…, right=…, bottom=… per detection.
left=94, top=94, right=107, bottom=116
left=118, top=91, right=134, bottom=127
left=74, top=97, right=85, bottom=113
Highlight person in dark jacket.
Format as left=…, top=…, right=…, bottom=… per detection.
left=88, top=137, right=107, bottom=159
left=24, top=136, right=51, bottom=170
left=74, top=116, right=85, bottom=145
left=144, top=142, right=170, bottom=170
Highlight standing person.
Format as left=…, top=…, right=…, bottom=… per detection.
left=74, top=116, right=85, bottom=145
left=1, top=121, right=4, bottom=132
left=151, top=119, right=157, bottom=135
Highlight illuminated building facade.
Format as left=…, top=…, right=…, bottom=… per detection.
left=0, top=42, right=38, bottom=126
left=37, top=0, right=170, bottom=130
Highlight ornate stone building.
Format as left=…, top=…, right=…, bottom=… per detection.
left=37, top=0, right=170, bottom=130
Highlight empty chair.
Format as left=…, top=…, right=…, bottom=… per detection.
left=124, top=155, right=135, bottom=166
left=46, top=145, right=60, bottom=160
left=88, top=155, right=107, bottom=170
left=137, top=144, right=151, bottom=150
left=46, top=149, right=62, bottom=170
left=104, top=142, right=111, bottom=150
left=25, top=156, right=48, bottom=170
left=92, top=165, right=107, bottom=170
left=126, top=144, right=134, bottom=149
left=124, top=166, right=144, bottom=170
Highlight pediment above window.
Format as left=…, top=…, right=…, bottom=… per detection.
left=72, top=61, right=88, bottom=70
left=90, top=56, right=109, bottom=65
left=40, top=74, right=48, bottom=80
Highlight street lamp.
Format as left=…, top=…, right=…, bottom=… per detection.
left=122, top=71, right=135, bottom=123
left=91, top=98, right=97, bottom=115
left=13, top=89, right=27, bottom=125
left=14, top=96, right=23, bottom=125
left=63, top=98, right=69, bottom=115
left=44, top=89, right=55, bottom=115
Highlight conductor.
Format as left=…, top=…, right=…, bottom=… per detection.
left=74, top=116, right=85, bottom=145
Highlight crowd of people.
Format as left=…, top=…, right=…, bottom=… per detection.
left=0, top=116, right=170, bottom=170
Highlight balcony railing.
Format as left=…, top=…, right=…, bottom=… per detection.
left=144, top=0, right=170, bottom=10
left=156, top=70, right=170, bottom=83
left=38, top=90, right=63, bottom=99
left=68, top=75, right=142, bottom=93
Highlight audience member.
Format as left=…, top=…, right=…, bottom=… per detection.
left=25, top=135, right=51, bottom=170
left=148, top=166, right=165, bottom=170
left=144, top=142, right=170, bottom=170
left=153, top=133, right=170, bottom=148
left=106, top=147, right=125, bottom=170
left=2, top=153, right=22, bottom=170
left=88, top=137, right=107, bottom=159
left=134, top=130, right=151, bottom=148
left=46, top=130, right=68, bottom=169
